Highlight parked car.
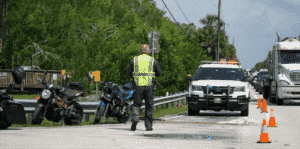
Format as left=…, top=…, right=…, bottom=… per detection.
left=253, top=77, right=259, bottom=89
left=255, top=70, right=270, bottom=93
left=249, top=71, right=258, bottom=86
left=257, top=73, right=271, bottom=94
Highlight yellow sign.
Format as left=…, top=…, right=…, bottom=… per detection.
left=61, top=70, right=65, bottom=75
left=92, top=71, right=100, bottom=82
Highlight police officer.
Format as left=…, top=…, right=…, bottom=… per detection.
left=126, top=44, right=162, bottom=131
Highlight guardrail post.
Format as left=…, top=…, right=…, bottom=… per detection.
left=83, top=114, right=89, bottom=122
left=179, top=100, right=182, bottom=106
left=27, top=113, right=32, bottom=124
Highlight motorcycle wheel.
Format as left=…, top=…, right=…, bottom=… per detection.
left=93, top=105, right=106, bottom=124
left=64, top=103, right=83, bottom=125
left=45, top=108, right=61, bottom=123
left=0, top=121, right=12, bottom=130
left=32, top=106, right=45, bottom=125
left=117, top=106, right=130, bottom=123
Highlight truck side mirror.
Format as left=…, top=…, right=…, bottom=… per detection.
left=185, top=76, right=193, bottom=81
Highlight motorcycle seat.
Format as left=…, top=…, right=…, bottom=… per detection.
left=121, top=85, right=131, bottom=90
left=65, top=89, right=81, bottom=100
left=121, top=82, right=133, bottom=90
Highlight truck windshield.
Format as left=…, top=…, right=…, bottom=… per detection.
left=279, top=50, right=300, bottom=64
left=194, top=68, right=244, bottom=81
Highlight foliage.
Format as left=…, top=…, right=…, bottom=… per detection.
left=2, top=0, right=240, bottom=96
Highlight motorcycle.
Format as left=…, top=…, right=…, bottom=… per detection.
left=93, top=81, right=135, bottom=124
left=31, top=70, right=84, bottom=125
left=0, top=66, right=27, bottom=129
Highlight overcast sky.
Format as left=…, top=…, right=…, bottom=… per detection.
left=153, top=0, right=300, bottom=69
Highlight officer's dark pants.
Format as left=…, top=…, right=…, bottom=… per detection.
left=131, top=85, right=154, bottom=129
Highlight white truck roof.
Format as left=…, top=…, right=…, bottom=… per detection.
left=277, top=38, right=300, bottom=50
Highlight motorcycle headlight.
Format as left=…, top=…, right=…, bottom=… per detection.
left=192, top=85, right=204, bottom=91
left=42, top=89, right=51, bottom=99
left=234, top=86, right=245, bottom=92
left=279, top=80, right=290, bottom=86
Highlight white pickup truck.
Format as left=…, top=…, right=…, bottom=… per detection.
left=185, top=61, right=250, bottom=116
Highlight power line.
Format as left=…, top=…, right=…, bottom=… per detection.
left=160, top=0, right=219, bottom=47
left=175, top=0, right=190, bottom=24
left=161, top=0, right=182, bottom=29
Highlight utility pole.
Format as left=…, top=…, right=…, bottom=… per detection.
left=217, top=0, right=221, bottom=61
left=152, top=32, right=154, bottom=58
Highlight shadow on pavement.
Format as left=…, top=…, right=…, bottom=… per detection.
left=172, top=111, right=244, bottom=117
left=94, top=122, right=121, bottom=125
left=139, top=132, right=239, bottom=143
left=4, top=127, right=23, bottom=130
left=109, top=127, right=133, bottom=131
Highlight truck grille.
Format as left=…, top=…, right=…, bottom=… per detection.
left=203, top=86, right=234, bottom=94
left=291, top=71, right=300, bottom=82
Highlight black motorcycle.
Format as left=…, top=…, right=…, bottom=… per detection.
left=0, top=66, right=27, bottom=129
left=31, top=70, right=84, bottom=125
left=93, top=81, right=134, bottom=124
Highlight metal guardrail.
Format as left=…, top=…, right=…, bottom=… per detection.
left=12, top=91, right=188, bottom=123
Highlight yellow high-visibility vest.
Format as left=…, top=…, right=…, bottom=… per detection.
left=133, top=54, right=155, bottom=86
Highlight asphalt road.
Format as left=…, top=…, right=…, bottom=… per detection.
left=1, top=85, right=299, bottom=149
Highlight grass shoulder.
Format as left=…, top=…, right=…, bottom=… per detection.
left=10, top=104, right=188, bottom=128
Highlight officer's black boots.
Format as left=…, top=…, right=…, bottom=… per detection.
left=131, top=122, right=137, bottom=131
left=146, top=128, right=153, bottom=131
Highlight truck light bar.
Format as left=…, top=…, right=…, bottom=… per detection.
left=201, top=61, right=241, bottom=65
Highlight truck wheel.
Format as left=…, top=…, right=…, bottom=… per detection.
left=188, top=104, right=199, bottom=116
left=276, top=95, right=284, bottom=105
left=262, top=88, right=266, bottom=98
left=188, top=108, right=199, bottom=116
left=263, top=86, right=269, bottom=100
left=0, top=121, right=12, bottom=130
left=241, top=104, right=249, bottom=116
left=270, top=96, right=276, bottom=103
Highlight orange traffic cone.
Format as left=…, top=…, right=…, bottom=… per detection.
left=261, top=99, right=268, bottom=113
left=257, top=119, right=271, bottom=143
left=268, top=109, right=277, bottom=127
left=257, top=97, right=262, bottom=109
